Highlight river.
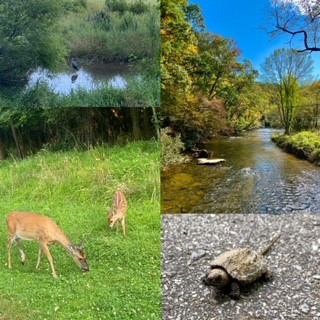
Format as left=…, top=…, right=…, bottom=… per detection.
left=162, top=128, right=320, bottom=213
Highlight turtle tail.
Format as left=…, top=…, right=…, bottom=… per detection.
left=260, top=233, right=281, bottom=255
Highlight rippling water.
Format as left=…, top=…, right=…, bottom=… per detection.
left=162, top=129, right=320, bottom=213
left=27, top=63, right=138, bottom=95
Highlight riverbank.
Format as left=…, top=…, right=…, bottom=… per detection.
left=0, top=141, right=160, bottom=319
left=272, top=131, right=320, bottom=165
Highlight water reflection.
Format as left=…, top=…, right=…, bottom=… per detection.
left=71, top=74, right=78, bottom=83
left=27, top=63, right=138, bottom=95
left=162, top=129, right=320, bottom=213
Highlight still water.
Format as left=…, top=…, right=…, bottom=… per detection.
left=27, top=63, right=137, bottom=95
left=162, top=129, right=320, bottom=213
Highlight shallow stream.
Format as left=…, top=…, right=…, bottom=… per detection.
left=162, top=129, right=320, bottom=213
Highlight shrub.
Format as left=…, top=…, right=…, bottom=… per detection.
left=161, top=128, right=189, bottom=168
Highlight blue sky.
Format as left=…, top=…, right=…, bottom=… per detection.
left=190, top=0, right=320, bottom=77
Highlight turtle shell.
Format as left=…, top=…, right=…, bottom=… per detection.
left=210, top=248, right=268, bottom=285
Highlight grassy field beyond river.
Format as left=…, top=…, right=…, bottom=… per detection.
left=0, top=141, right=160, bottom=320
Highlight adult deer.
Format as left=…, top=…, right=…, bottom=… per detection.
left=108, top=191, right=128, bottom=236
left=7, top=212, right=89, bottom=278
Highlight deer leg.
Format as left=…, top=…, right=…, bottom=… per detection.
left=16, top=241, right=26, bottom=264
left=41, top=243, right=58, bottom=279
left=116, top=221, right=120, bottom=232
left=121, top=218, right=126, bottom=236
left=36, top=246, right=43, bottom=270
left=7, top=236, right=15, bottom=269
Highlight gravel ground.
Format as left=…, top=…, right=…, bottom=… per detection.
left=162, top=214, right=320, bottom=320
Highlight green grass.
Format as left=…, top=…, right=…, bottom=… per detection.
left=60, top=0, right=160, bottom=63
left=0, top=140, right=160, bottom=320
left=272, top=131, right=320, bottom=165
left=0, top=76, right=160, bottom=108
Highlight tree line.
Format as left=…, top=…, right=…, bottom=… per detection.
left=0, top=107, right=158, bottom=160
left=161, top=0, right=263, bottom=147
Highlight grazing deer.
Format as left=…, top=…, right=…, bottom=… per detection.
left=6, top=212, right=89, bottom=279
left=108, top=191, right=128, bottom=236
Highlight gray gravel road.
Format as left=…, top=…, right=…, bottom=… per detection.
left=162, top=214, right=320, bottom=320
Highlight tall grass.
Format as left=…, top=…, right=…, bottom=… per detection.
left=0, top=141, right=160, bottom=319
left=60, top=0, right=160, bottom=63
left=0, top=75, right=160, bottom=108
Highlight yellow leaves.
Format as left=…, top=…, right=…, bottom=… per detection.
left=161, top=29, right=168, bottom=36
left=186, top=94, right=198, bottom=104
left=189, top=44, right=199, bottom=54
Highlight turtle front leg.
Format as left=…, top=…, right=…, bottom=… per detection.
left=263, top=270, right=273, bottom=281
left=229, top=281, right=241, bottom=299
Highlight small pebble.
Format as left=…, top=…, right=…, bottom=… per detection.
left=300, top=304, right=310, bottom=314
left=187, top=249, right=206, bottom=265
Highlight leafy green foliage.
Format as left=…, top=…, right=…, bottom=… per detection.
left=184, top=4, right=205, bottom=32
left=0, top=0, right=66, bottom=83
left=161, top=128, right=189, bottom=168
left=0, top=107, right=157, bottom=160
left=261, top=49, right=314, bottom=134
left=161, top=0, right=262, bottom=146
left=293, top=82, right=320, bottom=131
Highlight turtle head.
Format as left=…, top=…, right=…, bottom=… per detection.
left=202, top=267, right=229, bottom=288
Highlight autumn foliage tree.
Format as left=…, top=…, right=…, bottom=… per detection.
left=161, top=0, right=263, bottom=145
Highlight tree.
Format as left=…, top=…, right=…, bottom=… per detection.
left=270, top=0, right=320, bottom=52
left=0, top=0, right=66, bottom=84
left=161, top=0, right=198, bottom=105
left=184, top=4, right=205, bottom=32
left=296, top=82, right=320, bottom=129
left=0, top=107, right=158, bottom=159
left=261, top=49, right=314, bottom=134
left=222, top=61, right=261, bottom=132
left=190, top=33, right=242, bottom=100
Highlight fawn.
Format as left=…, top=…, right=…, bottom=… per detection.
left=7, top=212, right=89, bottom=278
left=108, top=191, right=128, bottom=236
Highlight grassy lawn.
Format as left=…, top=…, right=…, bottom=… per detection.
left=0, top=141, right=160, bottom=320
left=272, top=131, right=320, bottom=165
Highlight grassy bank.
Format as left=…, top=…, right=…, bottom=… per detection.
left=0, top=141, right=160, bottom=320
left=272, top=131, right=320, bottom=165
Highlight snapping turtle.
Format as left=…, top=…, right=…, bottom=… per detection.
left=202, top=234, right=280, bottom=299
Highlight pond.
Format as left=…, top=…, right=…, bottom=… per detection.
left=162, top=129, right=320, bottom=213
left=27, top=63, right=139, bottom=95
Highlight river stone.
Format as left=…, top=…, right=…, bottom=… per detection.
left=171, top=173, right=198, bottom=189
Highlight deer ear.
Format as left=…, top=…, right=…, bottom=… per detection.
left=78, top=240, right=84, bottom=250
left=68, top=244, right=77, bottom=253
